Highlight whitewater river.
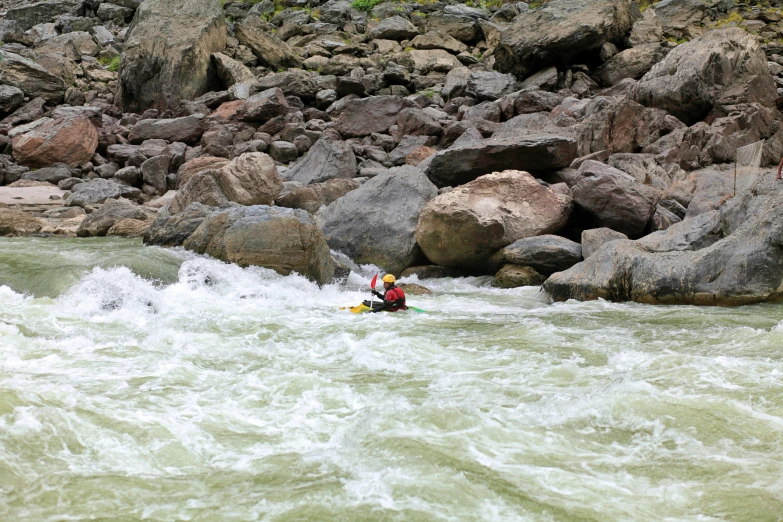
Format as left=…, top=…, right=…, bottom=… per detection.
left=0, top=238, right=781, bottom=521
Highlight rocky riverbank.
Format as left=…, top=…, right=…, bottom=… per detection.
left=2, top=0, right=783, bottom=304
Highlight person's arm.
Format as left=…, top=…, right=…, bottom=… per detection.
left=372, top=289, right=384, bottom=299
left=370, top=300, right=390, bottom=313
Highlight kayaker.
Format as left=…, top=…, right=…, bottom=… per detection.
left=370, top=274, right=407, bottom=313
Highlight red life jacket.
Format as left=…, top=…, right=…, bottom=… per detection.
left=384, top=286, right=407, bottom=312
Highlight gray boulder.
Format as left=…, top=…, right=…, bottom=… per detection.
left=544, top=178, right=783, bottom=306
left=594, top=43, right=671, bottom=86
left=489, top=235, right=583, bottom=275
left=494, top=0, right=639, bottom=78
left=284, top=139, right=357, bottom=185
left=397, top=108, right=443, bottom=137
left=183, top=205, right=334, bottom=284
left=5, top=0, right=83, bottom=31
left=236, top=16, right=302, bottom=69
left=277, top=178, right=361, bottom=214
left=21, top=164, right=75, bottom=184
left=66, top=179, right=142, bottom=208
left=119, top=0, right=227, bottom=113
left=631, top=28, right=777, bottom=125
left=425, top=135, right=578, bottom=188
left=494, top=265, right=547, bottom=288
left=77, top=199, right=156, bottom=237
left=369, top=16, right=419, bottom=41
left=572, top=161, right=660, bottom=238
left=319, top=166, right=438, bottom=274
left=654, top=0, right=706, bottom=39
left=144, top=201, right=214, bottom=247
left=581, top=228, right=628, bottom=259
left=334, top=96, right=419, bottom=138
left=0, top=85, right=24, bottom=116
left=128, top=115, right=206, bottom=145
left=0, top=50, right=67, bottom=103
left=466, top=71, right=517, bottom=101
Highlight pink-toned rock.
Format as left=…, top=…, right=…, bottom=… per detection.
left=177, top=156, right=230, bottom=186
left=11, top=115, right=98, bottom=168
left=406, top=146, right=437, bottom=166
left=416, top=170, right=573, bottom=269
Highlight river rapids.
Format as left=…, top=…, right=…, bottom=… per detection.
left=0, top=238, right=781, bottom=520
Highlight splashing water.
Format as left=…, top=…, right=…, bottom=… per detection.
left=0, top=238, right=782, bottom=520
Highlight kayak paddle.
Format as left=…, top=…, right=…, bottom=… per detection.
left=369, top=273, right=378, bottom=312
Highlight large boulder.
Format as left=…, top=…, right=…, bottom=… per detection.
left=283, top=139, right=357, bottom=185
left=0, top=207, right=44, bottom=236
left=0, top=50, right=67, bottom=103
left=334, top=96, right=419, bottom=138
left=144, top=201, right=213, bottom=247
left=630, top=28, right=777, bottom=125
left=489, top=235, right=582, bottom=275
left=5, top=0, right=84, bottom=31
left=594, top=43, right=670, bottom=86
left=581, top=227, right=628, bottom=259
left=178, top=156, right=230, bottom=186
left=277, top=178, right=361, bottom=214
left=466, top=71, right=517, bottom=101
left=211, top=52, right=255, bottom=87
left=119, top=0, right=227, bottom=113
left=572, top=161, right=660, bottom=238
left=11, top=115, right=98, bottom=168
left=0, top=86, right=24, bottom=116
left=494, top=0, right=639, bottom=78
left=425, top=134, right=577, bottom=188
left=65, top=179, right=142, bottom=208
left=494, top=265, right=547, bottom=288
left=416, top=170, right=573, bottom=269
left=217, top=152, right=282, bottom=206
left=544, top=178, right=783, bottom=305
left=654, top=0, right=706, bottom=40
left=128, top=115, right=206, bottom=145
left=183, top=205, right=334, bottom=284
left=76, top=199, right=156, bottom=237
left=368, top=16, right=419, bottom=40
left=319, top=166, right=438, bottom=274
left=235, top=16, right=302, bottom=70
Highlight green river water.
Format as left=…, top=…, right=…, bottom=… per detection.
left=0, top=238, right=781, bottom=521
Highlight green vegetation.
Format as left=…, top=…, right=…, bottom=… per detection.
left=107, top=56, right=121, bottom=72
left=351, top=0, right=384, bottom=12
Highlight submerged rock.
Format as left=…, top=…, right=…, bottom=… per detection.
left=489, top=235, right=582, bottom=276
left=494, top=265, right=547, bottom=288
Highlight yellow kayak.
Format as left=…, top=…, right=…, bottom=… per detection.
left=340, top=302, right=426, bottom=314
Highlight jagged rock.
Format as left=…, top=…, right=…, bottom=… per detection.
left=489, top=235, right=583, bottom=275
left=128, top=115, right=206, bottom=144
left=425, top=134, right=578, bottom=188
left=240, top=88, right=290, bottom=122
left=5, top=0, right=83, bottom=31
left=37, top=31, right=100, bottom=57
left=494, top=0, right=639, bottom=78
left=235, top=16, right=302, bottom=69
left=520, top=66, right=559, bottom=91
left=177, top=156, right=230, bottom=186
left=276, top=178, right=361, bottom=214
left=397, top=108, right=443, bottom=137
left=212, top=52, right=255, bottom=87
left=411, top=32, right=468, bottom=54
left=141, top=155, right=170, bottom=194
left=76, top=198, right=156, bottom=237
left=389, top=136, right=436, bottom=166
left=427, top=14, right=480, bottom=43
left=683, top=167, right=734, bottom=219
left=466, top=71, right=517, bottom=101
left=0, top=207, right=44, bottom=236
left=651, top=204, right=681, bottom=231
left=572, top=160, right=660, bottom=238
left=416, top=170, right=573, bottom=269
left=406, top=146, right=437, bottom=166
left=629, top=6, right=663, bottom=46
left=0, top=86, right=24, bottom=116
left=183, top=205, right=334, bottom=284
left=119, top=0, right=227, bottom=113
left=269, top=141, right=298, bottom=163
left=169, top=171, right=231, bottom=214
left=544, top=178, right=783, bottom=305
left=581, top=228, right=629, bottom=259
left=408, top=49, right=461, bottom=73
left=12, top=115, right=98, bottom=168
left=441, top=66, right=471, bottom=99
left=97, top=3, right=134, bottom=22
left=217, top=152, right=282, bottom=206
left=144, top=201, right=213, bottom=247
left=369, top=16, right=419, bottom=41
left=334, top=96, right=419, bottom=138
left=107, top=218, right=153, bottom=238
left=631, top=28, right=777, bottom=125
left=654, top=0, right=706, bottom=39
left=0, top=50, right=67, bottom=103
left=319, top=166, right=438, bottom=274
left=494, top=265, right=547, bottom=288
left=595, top=43, right=671, bottom=86
left=510, top=89, right=564, bottom=114
left=256, top=71, right=320, bottom=100
left=283, top=139, right=357, bottom=185
left=66, top=179, right=142, bottom=208
left=21, top=164, right=75, bottom=184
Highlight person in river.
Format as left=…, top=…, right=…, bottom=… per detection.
left=370, top=274, right=407, bottom=313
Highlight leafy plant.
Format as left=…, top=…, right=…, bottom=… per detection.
left=351, top=0, right=385, bottom=13
left=107, top=56, right=121, bottom=72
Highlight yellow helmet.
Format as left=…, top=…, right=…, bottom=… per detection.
left=382, top=274, right=396, bottom=283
